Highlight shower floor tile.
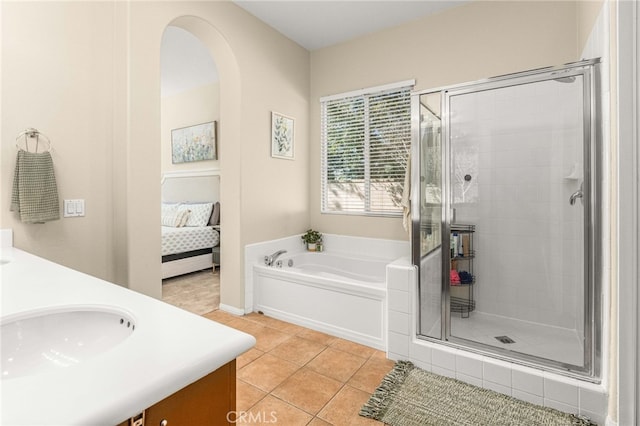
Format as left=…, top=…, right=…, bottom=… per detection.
left=450, top=312, right=584, bottom=366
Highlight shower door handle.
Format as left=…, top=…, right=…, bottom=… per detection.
left=569, top=183, right=583, bottom=206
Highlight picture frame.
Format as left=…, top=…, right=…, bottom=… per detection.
left=171, top=121, right=217, bottom=164
left=271, top=112, right=294, bottom=160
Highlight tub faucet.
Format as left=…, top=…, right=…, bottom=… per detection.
left=264, top=250, right=287, bottom=266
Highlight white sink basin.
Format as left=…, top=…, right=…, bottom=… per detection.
left=0, top=259, right=10, bottom=265
left=1, top=307, right=135, bottom=380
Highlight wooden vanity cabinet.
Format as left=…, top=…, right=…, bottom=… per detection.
left=116, top=360, right=236, bottom=426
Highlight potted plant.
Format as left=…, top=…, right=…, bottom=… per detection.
left=301, top=229, right=322, bottom=252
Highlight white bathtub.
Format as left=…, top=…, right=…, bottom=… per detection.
left=253, top=252, right=388, bottom=350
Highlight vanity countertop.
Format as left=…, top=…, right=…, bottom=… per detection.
left=1, top=246, right=255, bottom=425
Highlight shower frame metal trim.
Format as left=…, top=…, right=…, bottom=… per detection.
left=411, top=58, right=602, bottom=381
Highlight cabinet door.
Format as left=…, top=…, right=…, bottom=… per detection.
left=117, top=360, right=236, bottom=426
left=146, top=361, right=236, bottom=426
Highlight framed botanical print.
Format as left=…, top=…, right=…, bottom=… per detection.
left=271, top=112, right=294, bottom=160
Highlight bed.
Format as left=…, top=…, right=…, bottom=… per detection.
left=161, top=170, right=221, bottom=279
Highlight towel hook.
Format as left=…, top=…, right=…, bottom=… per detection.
left=15, top=128, right=52, bottom=153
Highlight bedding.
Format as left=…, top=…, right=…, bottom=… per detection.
left=179, top=203, right=213, bottom=227
left=162, top=225, right=219, bottom=257
left=160, top=171, right=221, bottom=278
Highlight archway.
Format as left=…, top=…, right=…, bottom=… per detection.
left=160, top=16, right=243, bottom=313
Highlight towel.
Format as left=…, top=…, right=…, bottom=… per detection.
left=10, top=150, right=60, bottom=223
left=458, top=271, right=473, bottom=284
left=450, top=270, right=461, bottom=285
left=401, top=156, right=411, bottom=233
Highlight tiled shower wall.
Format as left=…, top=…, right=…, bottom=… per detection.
left=450, top=79, right=585, bottom=331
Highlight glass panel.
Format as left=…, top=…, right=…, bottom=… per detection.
left=418, top=92, right=443, bottom=339
left=447, top=75, right=586, bottom=368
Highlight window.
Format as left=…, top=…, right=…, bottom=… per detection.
left=321, top=80, right=414, bottom=216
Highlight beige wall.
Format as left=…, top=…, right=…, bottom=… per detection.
left=309, top=0, right=582, bottom=242
left=161, top=83, right=220, bottom=174
left=2, top=1, right=310, bottom=310
left=577, top=0, right=605, bottom=56
left=125, top=3, right=310, bottom=307
left=1, top=0, right=604, bottom=311
left=1, top=2, right=118, bottom=281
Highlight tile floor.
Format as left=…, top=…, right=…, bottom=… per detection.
left=204, top=310, right=393, bottom=426
left=162, top=269, right=219, bottom=315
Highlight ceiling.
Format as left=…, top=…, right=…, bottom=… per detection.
left=161, top=1, right=466, bottom=96
left=233, top=1, right=465, bottom=51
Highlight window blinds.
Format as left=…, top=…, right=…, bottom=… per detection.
left=321, top=81, right=414, bottom=216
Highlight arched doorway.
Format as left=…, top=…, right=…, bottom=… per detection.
left=154, top=15, right=244, bottom=313
left=159, top=25, right=221, bottom=314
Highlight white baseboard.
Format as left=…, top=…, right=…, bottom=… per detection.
left=219, top=303, right=246, bottom=316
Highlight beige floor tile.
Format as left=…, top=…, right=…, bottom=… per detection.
left=203, top=309, right=236, bottom=324
left=369, top=349, right=388, bottom=360
left=201, top=310, right=394, bottom=426
left=243, top=395, right=313, bottom=426
left=252, top=325, right=292, bottom=352
left=331, top=338, right=377, bottom=359
left=226, top=317, right=267, bottom=336
left=307, top=418, right=332, bottom=426
left=271, top=367, right=343, bottom=415
left=161, top=270, right=219, bottom=315
left=245, top=312, right=306, bottom=334
left=236, top=379, right=267, bottom=411
left=307, top=347, right=367, bottom=383
left=318, top=385, right=383, bottom=426
left=237, top=353, right=300, bottom=393
left=296, top=328, right=338, bottom=346
left=237, top=348, right=265, bottom=370
left=269, top=336, right=327, bottom=365
left=347, top=357, right=395, bottom=394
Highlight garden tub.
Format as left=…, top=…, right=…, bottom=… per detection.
left=253, top=251, right=387, bottom=349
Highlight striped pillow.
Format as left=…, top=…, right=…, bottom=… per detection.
left=161, top=209, right=190, bottom=227
left=179, top=203, right=213, bottom=227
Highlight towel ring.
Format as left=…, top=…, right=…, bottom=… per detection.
left=15, top=128, right=52, bottom=153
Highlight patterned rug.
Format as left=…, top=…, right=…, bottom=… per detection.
left=360, top=361, right=598, bottom=426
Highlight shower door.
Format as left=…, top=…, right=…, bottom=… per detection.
left=413, top=59, right=601, bottom=378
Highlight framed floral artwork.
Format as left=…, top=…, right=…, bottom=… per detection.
left=171, top=121, right=217, bottom=164
left=271, top=112, right=294, bottom=160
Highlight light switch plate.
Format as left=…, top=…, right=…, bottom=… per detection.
left=64, top=199, right=85, bottom=217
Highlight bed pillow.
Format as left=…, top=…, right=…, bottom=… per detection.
left=161, top=202, right=179, bottom=217
left=179, top=203, right=213, bottom=227
left=175, top=209, right=190, bottom=227
left=209, top=202, right=220, bottom=226
left=162, top=209, right=190, bottom=227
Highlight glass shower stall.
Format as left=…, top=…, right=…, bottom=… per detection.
left=411, top=59, right=601, bottom=379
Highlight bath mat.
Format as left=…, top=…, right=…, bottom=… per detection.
left=360, top=361, right=598, bottom=426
